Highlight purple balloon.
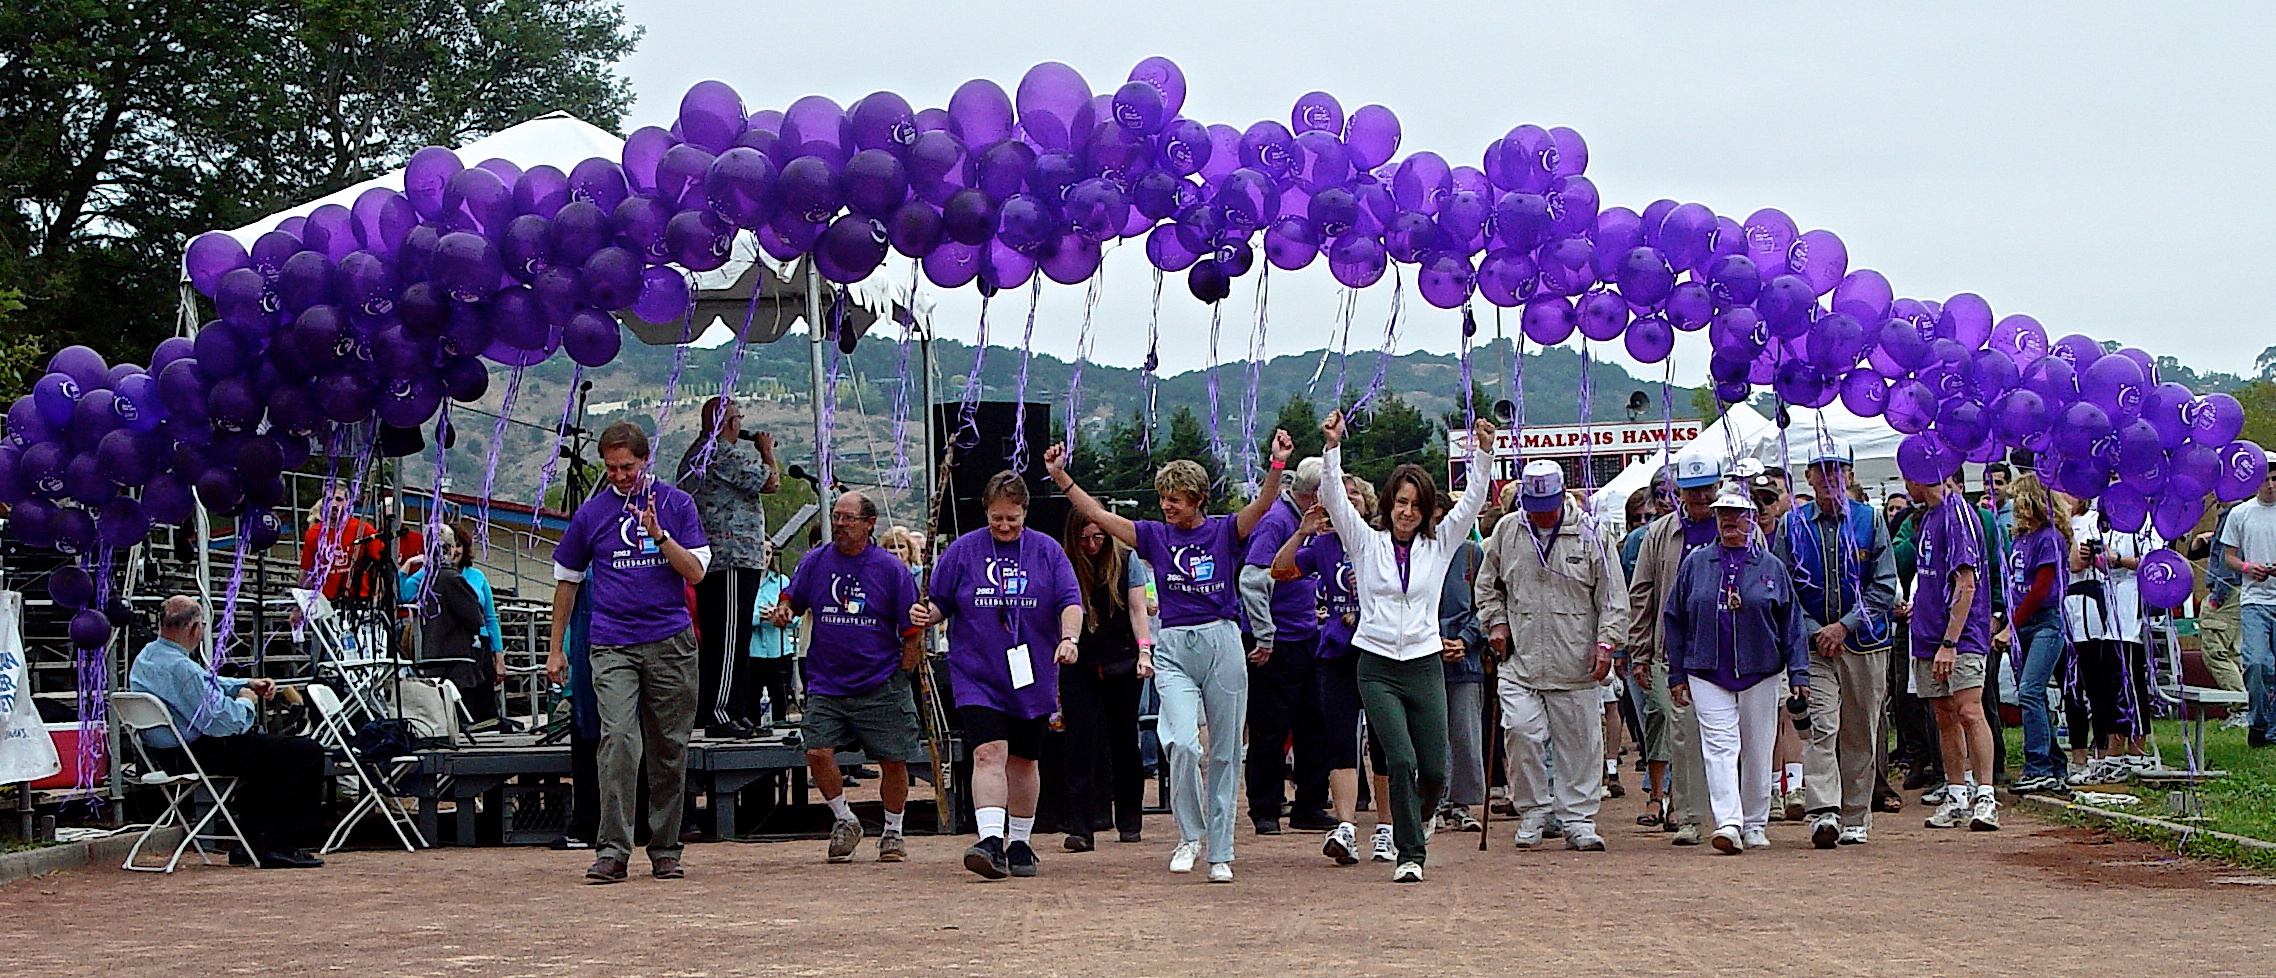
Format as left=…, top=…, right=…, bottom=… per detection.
left=1015, top=63, right=1092, bottom=152
left=664, top=209, right=732, bottom=272
left=1110, top=81, right=1167, bottom=136
left=1326, top=233, right=1386, bottom=288
left=1417, top=253, right=1477, bottom=310
left=1840, top=370, right=1890, bottom=417
left=1040, top=233, right=1103, bottom=286
left=2101, top=483, right=2150, bottom=532
left=2217, top=441, right=2271, bottom=503
left=1788, top=229, right=1847, bottom=296
left=2137, top=548, right=2195, bottom=608
left=1343, top=105, right=1401, bottom=170
left=1830, top=269, right=1894, bottom=324
left=2141, top=382, right=2195, bottom=450
left=921, top=240, right=982, bottom=289
left=2048, top=333, right=2104, bottom=372
left=948, top=79, right=1016, bottom=146
left=1895, top=432, right=1961, bottom=485
left=705, top=147, right=782, bottom=228
left=557, top=309, right=619, bottom=368
left=442, top=165, right=514, bottom=235
left=1263, top=216, right=1321, bottom=271
left=2053, top=401, right=2114, bottom=458
left=185, top=232, right=251, bottom=296
left=678, top=80, right=747, bottom=153
left=1885, top=381, right=1938, bottom=434
left=815, top=214, right=888, bottom=283
left=1521, top=295, right=1576, bottom=346
left=842, top=149, right=909, bottom=217
left=981, top=239, right=1036, bottom=292
left=581, top=247, right=643, bottom=310
left=1624, top=315, right=1675, bottom=364
left=2081, top=352, right=2146, bottom=419
left=68, top=608, right=111, bottom=649
left=1125, top=57, right=1187, bottom=121
left=32, top=372, right=84, bottom=429
left=432, top=232, right=503, bottom=303
left=1290, top=91, right=1344, bottom=136
left=2189, top=393, right=2246, bottom=447
left=48, top=346, right=109, bottom=393
left=404, top=146, right=463, bottom=220
left=1476, top=249, right=1536, bottom=308
left=1574, top=289, right=1627, bottom=339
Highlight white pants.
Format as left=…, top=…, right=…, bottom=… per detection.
left=1689, top=675, right=1783, bottom=833
left=1497, top=678, right=1603, bottom=834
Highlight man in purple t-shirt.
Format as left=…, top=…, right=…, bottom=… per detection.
left=1236, top=455, right=1332, bottom=834
left=1045, top=428, right=1294, bottom=883
left=546, top=422, right=711, bottom=884
left=779, top=490, right=923, bottom=865
left=1903, top=477, right=2001, bottom=832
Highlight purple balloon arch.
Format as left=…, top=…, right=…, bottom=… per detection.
left=3, top=57, right=2267, bottom=652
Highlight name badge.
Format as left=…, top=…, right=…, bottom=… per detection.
left=1006, top=644, right=1034, bottom=689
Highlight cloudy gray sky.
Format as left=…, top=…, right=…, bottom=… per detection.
left=612, top=1, right=2273, bottom=385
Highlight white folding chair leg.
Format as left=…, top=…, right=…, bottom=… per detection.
left=122, top=781, right=194, bottom=873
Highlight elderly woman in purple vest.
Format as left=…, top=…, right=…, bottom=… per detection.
left=1665, top=481, right=1810, bottom=854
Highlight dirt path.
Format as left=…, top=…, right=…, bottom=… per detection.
left=5, top=791, right=2269, bottom=978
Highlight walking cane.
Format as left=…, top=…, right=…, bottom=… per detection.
left=915, top=444, right=961, bottom=833
left=1480, top=649, right=1498, bottom=852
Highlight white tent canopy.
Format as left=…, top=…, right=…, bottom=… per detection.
left=1586, top=403, right=1773, bottom=529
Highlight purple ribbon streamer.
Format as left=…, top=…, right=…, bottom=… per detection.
left=532, top=364, right=584, bottom=518
left=1459, top=306, right=1476, bottom=432
left=888, top=264, right=920, bottom=490
left=1009, top=278, right=1043, bottom=474
left=685, top=273, right=765, bottom=480
left=1352, top=272, right=1405, bottom=418
left=654, top=308, right=696, bottom=438
left=955, top=293, right=993, bottom=451
left=818, top=289, right=850, bottom=491
left=1327, top=290, right=1356, bottom=408
left=71, top=548, right=116, bottom=794
left=415, top=404, right=451, bottom=611
left=1239, top=267, right=1271, bottom=491
left=1063, top=275, right=1104, bottom=459
left=210, top=533, right=251, bottom=668
left=1578, top=339, right=1596, bottom=490
left=475, top=366, right=525, bottom=559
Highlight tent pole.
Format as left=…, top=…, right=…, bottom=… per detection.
left=805, top=262, right=826, bottom=493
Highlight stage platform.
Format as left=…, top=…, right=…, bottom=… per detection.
left=404, top=731, right=963, bottom=847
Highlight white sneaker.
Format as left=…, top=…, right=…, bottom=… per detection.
left=1969, top=795, right=2002, bottom=831
left=1370, top=825, right=1395, bottom=863
left=1206, top=862, right=1233, bottom=883
left=1782, top=788, right=1806, bottom=822
left=1925, top=796, right=1968, bottom=829
left=1809, top=812, right=1841, bottom=850
left=2221, top=711, right=2251, bottom=730
left=1837, top=825, right=1870, bottom=845
left=1392, top=861, right=1424, bottom=883
left=1670, top=823, right=1705, bottom=846
left=1323, top=822, right=1359, bottom=865
left=1741, top=827, right=1771, bottom=849
left=1512, top=810, right=1547, bottom=849
left=1168, top=840, right=1200, bottom=873
left=1710, top=826, right=1743, bottom=854
left=1563, top=829, right=1606, bottom=852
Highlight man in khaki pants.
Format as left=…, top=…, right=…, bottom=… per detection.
left=1628, top=455, right=1728, bottom=846
left=1780, top=442, right=1898, bottom=847
left=1478, top=461, right=1629, bottom=851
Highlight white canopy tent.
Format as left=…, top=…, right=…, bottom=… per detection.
left=1737, top=400, right=1907, bottom=504
left=1586, top=403, right=1773, bottom=530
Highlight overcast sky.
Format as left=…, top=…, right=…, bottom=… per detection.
left=612, top=1, right=2273, bottom=386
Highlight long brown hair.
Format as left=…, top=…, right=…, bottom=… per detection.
left=2009, top=472, right=2071, bottom=552
left=1062, top=510, right=1128, bottom=631
left=1382, top=463, right=1440, bottom=540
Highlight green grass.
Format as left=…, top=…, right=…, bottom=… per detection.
left=2004, top=718, right=2276, bottom=864
left=0, top=838, right=60, bottom=856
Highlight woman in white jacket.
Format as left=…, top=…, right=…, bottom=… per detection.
left=1318, top=409, right=1495, bottom=882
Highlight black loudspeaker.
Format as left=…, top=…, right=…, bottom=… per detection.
left=929, top=402, right=1066, bottom=546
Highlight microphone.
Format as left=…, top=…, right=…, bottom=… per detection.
left=785, top=464, right=821, bottom=490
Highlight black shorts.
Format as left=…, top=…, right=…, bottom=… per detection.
left=958, top=705, right=1049, bottom=761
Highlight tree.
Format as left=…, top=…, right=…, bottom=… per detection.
left=0, top=0, right=641, bottom=398
left=1336, top=390, right=1445, bottom=491
left=1271, top=394, right=1323, bottom=464
left=2258, top=346, right=2276, bottom=383
left=2233, top=381, right=2276, bottom=457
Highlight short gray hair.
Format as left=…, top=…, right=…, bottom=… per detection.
left=158, top=595, right=203, bottom=631
left=1291, top=457, right=1324, bottom=495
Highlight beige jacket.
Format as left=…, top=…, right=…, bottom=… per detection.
left=1475, top=501, right=1630, bottom=691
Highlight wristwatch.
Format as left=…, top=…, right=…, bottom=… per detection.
left=1937, top=639, right=1957, bottom=650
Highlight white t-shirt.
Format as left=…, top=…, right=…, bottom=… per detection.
left=2218, top=498, right=2276, bottom=606
left=2064, top=512, right=2160, bottom=644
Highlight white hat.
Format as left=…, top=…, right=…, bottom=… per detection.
left=1711, top=481, right=1757, bottom=512
left=1731, top=457, right=1766, bottom=479
left=1673, top=456, right=1724, bottom=489
left=1519, top=460, right=1565, bottom=513
left=1808, top=439, right=1854, bottom=467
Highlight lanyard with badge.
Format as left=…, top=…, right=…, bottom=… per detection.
left=995, top=537, right=1036, bottom=691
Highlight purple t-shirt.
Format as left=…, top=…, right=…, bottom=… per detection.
left=2006, top=526, right=2066, bottom=620
left=1244, top=499, right=1321, bottom=643
left=930, top=527, right=1083, bottom=719
left=1680, top=514, right=1718, bottom=558
left=552, top=479, right=707, bottom=646
left=1133, top=515, right=1245, bottom=628
left=1297, top=532, right=1361, bottom=658
left=1911, top=495, right=1994, bottom=659
left=786, top=543, right=920, bottom=697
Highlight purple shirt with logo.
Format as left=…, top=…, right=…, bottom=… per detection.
left=930, top=527, right=1083, bottom=719
left=552, top=479, right=707, bottom=647
left=1297, top=532, right=1361, bottom=658
left=1133, top=515, right=1245, bottom=629
left=785, top=543, right=920, bottom=697
left=2006, top=526, right=2067, bottom=620
left=1911, top=494, right=1994, bottom=660
left=1244, top=499, right=1322, bottom=643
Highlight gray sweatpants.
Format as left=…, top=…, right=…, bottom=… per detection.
left=1648, top=658, right=1711, bottom=829
left=1804, top=649, right=1888, bottom=826
left=1444, top=681, right=1486, bottom=807
left=1498, top=678, right=1603, bottom=834
left=1152, top=619, right=1249, bottom=865
left=592, top=627, right=699, bottom=861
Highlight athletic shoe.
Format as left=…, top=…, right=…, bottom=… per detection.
left=1838, top=825, right=1869, bottom=845
left=1512, top=810, right=1547, bottom=849
left=1370, top=825, right=1395, bottom=863
left=1925, top=796, right=1968, bottom=829
left=1606, top=776, right=1627, bottom=799
left=2008, top=775, right=2052, bottom=794
left=1207, top=862, right=1234, bottom=883
left=1007, top=840, right=1039, bottom=877
left=1767, top=797, right=1785, bottom=822
left=827, top=818, right=864, bottom=862
left=649, top=855, right=684, bottom=880
left=1542, top=817, right=1563, bottom=839
left=1710, top=826, right=1742, bottom=854
left=1169, top=841, right=1200, bottom=874
left=963, top=837, right=1009, bottom=879
left=1810, top=813, right=1840, bottom=850
left=1921, top=784, right=1948, bottom=805
left=877, top=831, right=907, bottom=863
left=1062, top=833, right=1094, bottom=853
left=1782, top=789, right=1806, bottom=822
left=1288, top=809, right=1340, bottom=832
left=1670, top=823, right=1704, bottom=846
left=2220, top=711, right=2250, bottom=730
left=1742, top=827, right=1771, bottom=849
left=1969, top=795, right=2001, bottom=831
left=1324, top=823, right=1360, bottom=865
left=1392, top=861, right=1424, bottom=883
left=1441, top=804, right=1482, bottom=833
left=1564, top=830, right=1606, bottom=852
left=1252, top=818, right=1282, bottom=836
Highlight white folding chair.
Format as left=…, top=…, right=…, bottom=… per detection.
left=296, top=587, right=403, bottom=724
left=306, top=684, right=426, bottom=853
left=110, top=691, right=260, bottom=873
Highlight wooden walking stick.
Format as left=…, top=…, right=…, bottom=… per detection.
left=1480, top=649, right=1498, bottom=852
left=915, top=443, right=961, bottom=833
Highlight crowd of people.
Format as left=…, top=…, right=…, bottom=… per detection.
left=114, top=393, right=2276, bottom=880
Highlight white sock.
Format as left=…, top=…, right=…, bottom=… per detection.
left=1975, top=783, right=1996, bottom=801
left=883, top=809, right=905, bottom=834
left=976, top=806, right=1006, bottom=841
left=827, top=794, right=855, bottom=822
left=1008, top=815, right=1035, bottom=844
left=1784, top=763, right=1804, bottom=788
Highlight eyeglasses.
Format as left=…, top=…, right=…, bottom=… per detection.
left=830, top=512, right=872, bottom=524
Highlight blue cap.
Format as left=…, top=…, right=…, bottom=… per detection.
left=1673, top=456, right=1724, bottom=489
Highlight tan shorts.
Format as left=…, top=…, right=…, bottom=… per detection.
left=1910, top=651, right=1986, bottom=699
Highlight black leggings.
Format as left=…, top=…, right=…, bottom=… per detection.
left=1056, top=662, right=1146, bottom=838
left=693, top=567, right=766, bottom=729
left=2068, top=639, right=2152, bottom=749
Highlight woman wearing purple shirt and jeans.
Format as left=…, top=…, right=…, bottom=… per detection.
left=1664, top=483, right=1809, bottom=855
left=1045, top=429, right=1295, bottom=883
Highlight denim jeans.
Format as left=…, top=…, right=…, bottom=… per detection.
left=2243, top=604, right=2276, bottom=742
left=2014, top=609, right=2067, bottom=780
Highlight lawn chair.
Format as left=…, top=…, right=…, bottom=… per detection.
left=306, top=684, right=426, bottom=853
left=110, top=691, right=259, bottom=873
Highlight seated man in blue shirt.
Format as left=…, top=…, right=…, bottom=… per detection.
left=128, top=595, right=327, bottom=869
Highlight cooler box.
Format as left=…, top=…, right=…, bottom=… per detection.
left=28, top=722, right=109, bottom=790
